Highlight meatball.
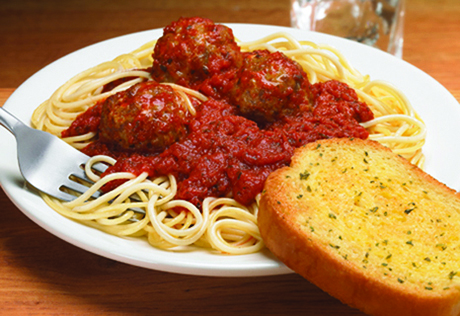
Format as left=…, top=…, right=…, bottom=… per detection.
left=228, top=50, right=312, bottom=124
left=151, top=17, right=243, bottom=88
left=99, top=81, right=190, bottom=152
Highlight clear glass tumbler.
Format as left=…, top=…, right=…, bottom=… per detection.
left=291, top=0, right=405, bottom=58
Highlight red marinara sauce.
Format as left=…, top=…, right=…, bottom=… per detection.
left=62, top=17, right=374, bottom=209
left=65, top=79, right=373, bottom=208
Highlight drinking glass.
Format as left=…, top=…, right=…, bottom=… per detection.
left=291, top=0, right=405, bottom=57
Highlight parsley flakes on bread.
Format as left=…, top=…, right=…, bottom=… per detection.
left=258, top=138, right=460, bottom=316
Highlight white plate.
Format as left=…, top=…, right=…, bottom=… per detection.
left=1, top=24, right=459, bottom=277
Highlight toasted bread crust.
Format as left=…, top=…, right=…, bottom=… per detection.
left=259, top=138, right=460, bottom=316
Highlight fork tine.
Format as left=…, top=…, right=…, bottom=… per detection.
left=91, top=162, right=108, bottom=174
left=75, top=163, right=106, bottom=182
left=44, top=187, right=83, bottom=203
left=71, top=166, right=94, bottom=183
left=71, top=162, right=109, bottom=183
left=61, top=179, right=103, bottom=199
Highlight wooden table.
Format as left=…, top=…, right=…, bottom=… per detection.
left=1, top=1, right=459, bottom=315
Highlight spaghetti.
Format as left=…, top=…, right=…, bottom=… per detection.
left=31, top=19, right=426, bottom=255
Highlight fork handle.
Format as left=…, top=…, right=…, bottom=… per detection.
left=0, top=107, right=25, bottom=136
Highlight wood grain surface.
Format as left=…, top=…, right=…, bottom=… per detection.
left=1, top=0, right=459, bottom=315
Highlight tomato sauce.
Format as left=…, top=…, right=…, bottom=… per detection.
left=62, top=103, right=102, bottom=138
left=62, top=17, right=374, bottom=208
left=66, top=79, right=373, bottom=208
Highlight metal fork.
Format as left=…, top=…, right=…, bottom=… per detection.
left=0, top=107, right=107, bottom=202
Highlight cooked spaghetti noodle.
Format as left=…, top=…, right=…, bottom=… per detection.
left=31, top=23, right=426, bottom=255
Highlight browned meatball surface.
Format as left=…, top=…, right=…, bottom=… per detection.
left=151, top=17, right=243, bottom=88
left=228, top=50, right=312, bottom=124
left=99, top=81, right=190, bottom=152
